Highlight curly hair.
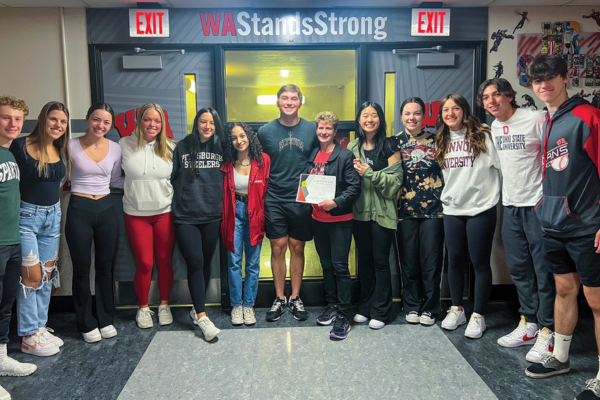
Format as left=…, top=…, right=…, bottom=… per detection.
left=315, top=111, right=339, bottom=130
left=0, top=95, right=29, bottom=116
left=435, top=94, right=491, bottom=167
left=225, top=122, right=263, bottom=163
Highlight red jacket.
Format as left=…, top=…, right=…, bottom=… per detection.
left=220, top=154, right=271, bottom=253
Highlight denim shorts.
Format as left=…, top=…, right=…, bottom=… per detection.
left=19, top=200, right=62, bottom=275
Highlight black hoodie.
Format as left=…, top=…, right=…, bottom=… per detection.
left=535, top=96, right=600, bottom=237
left=171, top=135, right=224, bottom=224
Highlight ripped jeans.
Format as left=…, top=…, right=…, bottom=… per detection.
left=17, top=201, right=61, bottom=337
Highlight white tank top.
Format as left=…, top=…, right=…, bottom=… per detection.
left=233, top=167, right=249, bottom=195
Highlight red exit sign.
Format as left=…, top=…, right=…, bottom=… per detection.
left=129, top=9, right=170, bottom=37
left=411, top=9, right=450, bottom=37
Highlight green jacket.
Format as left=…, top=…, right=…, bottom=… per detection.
left=347, top=139, right=404, bottom=230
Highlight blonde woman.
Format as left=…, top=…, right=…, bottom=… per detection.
left=119, top=104, right=176, bottom=329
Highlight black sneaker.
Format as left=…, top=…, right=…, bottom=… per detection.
left=316, top=305, right=337, bottom=326
left=576, top=378, right=600, bottom=399
left=265, top=297, right=287, bottom=322
left=525, top=354, right=570, bottom=378
left=289, top=296, right=308, bottom=321
left=330, top=313, right=351, bottom=340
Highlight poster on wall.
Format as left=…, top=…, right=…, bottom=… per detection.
left=517, top=24, right=600, bottom=88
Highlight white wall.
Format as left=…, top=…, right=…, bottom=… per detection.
left=0, top=8, right=91, bottom=121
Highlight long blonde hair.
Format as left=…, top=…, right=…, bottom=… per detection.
left=133, top=103, right=174, bottom=162
left=28, top=101, right=71, bottom=178
left=435, top=94, right=491, bottom=167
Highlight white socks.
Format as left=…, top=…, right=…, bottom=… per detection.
left=553, top=332, right=572, bottom=362
left=0, top=343, right=6, bottom=360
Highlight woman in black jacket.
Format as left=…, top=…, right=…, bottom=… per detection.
left=307, top=111, right=361, bottom=340
left=171, top=107, right=225, bottom=342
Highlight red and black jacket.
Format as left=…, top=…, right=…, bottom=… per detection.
left=220, top=154, right=271, bottom=253
left=536, top=96, right=600, bottom=238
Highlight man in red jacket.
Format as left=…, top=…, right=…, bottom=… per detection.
left=524, top=55, right=600, bottom=400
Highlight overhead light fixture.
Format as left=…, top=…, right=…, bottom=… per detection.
left=280, top=69, right=290, bottom=78
left=257, top=95, right=277, bottom=105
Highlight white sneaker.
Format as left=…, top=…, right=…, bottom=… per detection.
left=465, top=313, right=486, bottom=339
left=441, top=306, right=467, bottom=331
left=136, top=307, right=154, bottom=329
left=243, top=307, right=256, bottom=325
left=190, top=307, right=199, bottom=325
left=369, top=319, right=385, bottom=330
left=158, top=305, right=173, bottom=326
left=497, top=316, right=538, bottom=348
left=353, top=314, right=368, bottom=323
left=0, top=383, right=9, bottom=400
left=39, top=327, right=64, bottom=348
left=198, top=316, right=220, bottom=341
left=21, top=333, right=59, bottom=356
left=420, top=312, right=436, bottom=326
left=0, top=356, right=37, bottom=376
left=231, top=306, right=244, bottom=326
left=526, top=327, right=554, bottom=363
left=100, top=325, right=117, bottom=339
left=406, top=311, right=420, bottom=324
left=82, top=328, right=101, bottom=343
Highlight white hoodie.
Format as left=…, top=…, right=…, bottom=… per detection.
left=440, top=128, right=501, bottom=216
left=119, top=134, right=174, bottom=216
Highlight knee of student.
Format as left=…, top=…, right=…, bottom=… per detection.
left=583, top=286, right=600, bottom=314
left=270, top=238, right=288, bottom=257
left=288, top=239, right=305, bottom=256
left=555, top=276, right=580, bottom=298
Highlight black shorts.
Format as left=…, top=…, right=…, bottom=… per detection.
left=264, top=201, right=313, bottom=241
left=543, top=233, right=600, bottom=287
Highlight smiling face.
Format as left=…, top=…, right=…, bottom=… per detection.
left=277, top=91, right=302, bottom=118
left=198, top=112, right=215, bottom=142
left=231, top=125, right=249, bottom=153
left=442, top=99, right=464, bottom=131
left=359, top=106, right=380, bottom=135
left=401, top=103, right=424, bottom=134
left=86, top=109, right=113, bottom=138
left=140, top=109, right=162, bottom=143
left=45, top=110, right=68, bottom=141
left=0, top=106, right=24, bottom=148
left=532, top=74, right=569, bottom=111
left=482, top=85, right=515, bottom=122
left=316, top=121, right=336, bottom=147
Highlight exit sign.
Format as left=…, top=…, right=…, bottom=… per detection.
left=411, top=9, right=450, bottom=37
left=129, top=9, right=170, bottom=37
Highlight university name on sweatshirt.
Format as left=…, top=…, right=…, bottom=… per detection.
left=0, top=161, right=19, bottom=183
left=443, top=140, right=475, bottom=169
left=181, top=152, right=223, bottom=169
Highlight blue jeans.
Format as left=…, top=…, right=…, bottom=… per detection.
left=17, top=201, right=61, bottom=337
left=227, top=201, right=262, bottom=307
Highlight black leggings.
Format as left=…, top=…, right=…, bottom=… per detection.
left=65, top=195, right=118, bottom=333
left=443, top=206, right=497, bottom=315
left=176, top=222, right=220, bottom=313
left=353, top=220, right=395, bottom=323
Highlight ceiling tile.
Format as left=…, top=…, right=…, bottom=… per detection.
left=1, top=0, right=86, bottom=6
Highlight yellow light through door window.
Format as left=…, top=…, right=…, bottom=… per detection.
left=185, top=74, right=197, bottom=135
left=385, top=72, right=395, bottom=137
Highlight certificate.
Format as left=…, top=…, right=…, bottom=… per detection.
left=296, top=174, right=336, bottom=204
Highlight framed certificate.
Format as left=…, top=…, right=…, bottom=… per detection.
left=296, top=174, right=337, bottom=204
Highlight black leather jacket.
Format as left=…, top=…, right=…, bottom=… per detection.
left=306, top=141, right=361, bottom=216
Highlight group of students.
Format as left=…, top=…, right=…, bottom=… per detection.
left=0, top=54, right=599, bottom=399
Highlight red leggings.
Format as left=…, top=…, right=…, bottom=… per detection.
left=124, top=212, right=175, bottom=305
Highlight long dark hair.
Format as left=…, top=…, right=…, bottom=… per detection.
left=400, top=97, right=426, bottom=133
left=28, top=101, right=71, bottom=178
left=189, top=107, right=225, bottom=177
left=355, top=101, right=387, bottom=157
left=435, top=94, right=491, bottom=167
left=225, top=122, right=263, bottom=164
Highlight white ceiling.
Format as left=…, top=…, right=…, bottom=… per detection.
left=1, top=0, right=599, bottom=7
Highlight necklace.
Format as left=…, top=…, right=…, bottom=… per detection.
left=237, top=159, right=251, bottom=167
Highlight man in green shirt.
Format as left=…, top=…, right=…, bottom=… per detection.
left=0, top=95, right=37, bottom=398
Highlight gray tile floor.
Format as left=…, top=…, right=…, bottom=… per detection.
left=118, top=325, right=497, bottom=400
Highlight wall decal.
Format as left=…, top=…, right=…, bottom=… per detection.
left=493, top=61, right=504, bottom=78
left=521, top=94, right=537, bottom=109
left=513, top=10, right=529, bottom=34
left=490, top=29, right=514, bottom=53
left=583, top=9, right=600, bottom=28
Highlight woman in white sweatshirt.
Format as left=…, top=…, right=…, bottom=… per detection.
left=119, top=103, right=176, bottom=329
left=434, top=94, right=501, bottom=339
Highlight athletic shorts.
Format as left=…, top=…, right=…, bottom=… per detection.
left=543, top=233, right=600, bottom=287
left=264, top=200, right=313, bottom=241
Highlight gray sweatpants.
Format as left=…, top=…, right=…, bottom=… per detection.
left=502, top=206, right=555, bottom=329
